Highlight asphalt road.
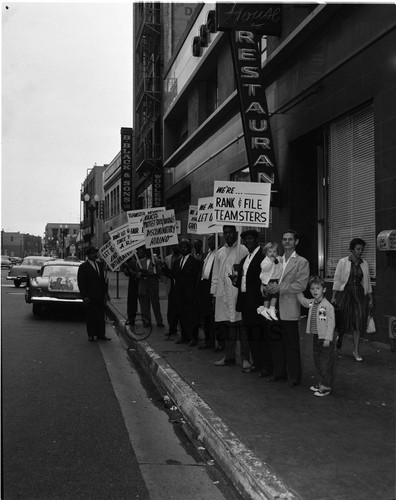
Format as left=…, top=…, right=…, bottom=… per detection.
left=1, top=271, right=238, bottom=500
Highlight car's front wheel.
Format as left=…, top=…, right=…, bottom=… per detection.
left=14, top=280, right=21, bottom=288
left=32, top=303, right=42, bottom=316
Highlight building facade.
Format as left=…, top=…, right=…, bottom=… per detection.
left=43, top=223, right=80, bottom=257
left=103, top=151, right=128, bottom=236
left=80, top=165, right=106, bottom=256
left=1, top=231, right=42, bottom=257
left=159, top=3, right=396, bottom=342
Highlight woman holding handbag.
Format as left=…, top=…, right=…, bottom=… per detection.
left=331, top=238, right=373, bottom=361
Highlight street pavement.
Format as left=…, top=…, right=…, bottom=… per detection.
left=106, top=270, right=395, bottom=500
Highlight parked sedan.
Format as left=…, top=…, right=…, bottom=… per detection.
left=1, top=256, right=13, bottom=269
left=7, top=256, right=53, bottom=287
left=25, top=258, right=84, bottom=315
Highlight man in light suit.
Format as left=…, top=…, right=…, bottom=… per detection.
left=265, top=230, right=310, bottom=386
left=77, top=246, right=111, bottom=342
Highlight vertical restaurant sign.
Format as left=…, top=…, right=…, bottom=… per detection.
left=121, top=127, right=133, bottom=211
left=228, top=30, right=279, bottom=197
left=216, top=4, right=281, bottom=205
left=216, top=3, right=282, bottom=35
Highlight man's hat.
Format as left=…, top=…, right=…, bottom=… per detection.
left=240, top=229, right=259, bottom=239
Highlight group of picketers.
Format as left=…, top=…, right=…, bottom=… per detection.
left=83, top=228, right=373, bottom=399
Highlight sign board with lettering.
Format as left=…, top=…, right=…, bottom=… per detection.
left=143, top=209, right=178, bottom=249
left=108, top=223, right=143, bottom=257
left=126, top=207, right=165, bottom=241
left=120, top=128, right=133, bottom=211
left=216, top=3, right=282, bottom=35
left=99, top=239, right=135, bottom=272
left=196, top=197, right=223, bottom=234
left=213, top=180, right=271, bottom=227
left=187, top=205, right=198, bottom=234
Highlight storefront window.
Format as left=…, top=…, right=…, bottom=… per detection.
left=326, top=105, right=375, bottom=278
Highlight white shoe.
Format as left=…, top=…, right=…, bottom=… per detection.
left=268, top=308, right=278, bottom=321
left=257, top=306, right=265, bottom=314
left=261, top=308, right=272, bottom=320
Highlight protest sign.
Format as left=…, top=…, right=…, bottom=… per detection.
left=213, top=180, right=271, bottom=227
left=98, top=239, right=135, bottom=272
left=196, top=197, right=222, bottom=234
left=126, top=207, right=165, bottom=241
left=143, top=209, right=178, bottom=248
left=108, top=223, right=143, bottom=256
left=187, top=205, right=198, bottom=234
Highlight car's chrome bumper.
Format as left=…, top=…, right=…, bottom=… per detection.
left=6, top=275, right=27, bottom=281
left=30, top=297, right=83, bottom=304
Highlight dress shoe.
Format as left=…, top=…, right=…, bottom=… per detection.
left=97, top=336, right=111, bottom=341
left=241, top=360, right=252, bottom=373
left=258, top=369, right=272, bottom=378
left=88, top=336, right=96, bottom=342
left=189, top=340, right=198, bottom=347
left=214, top=358, right=236, bottom=366
left=352, top=350, right=363, bottom=362
left=213, top=346, right=224, bottom=353
left=288, top=380, right=300, bottom=387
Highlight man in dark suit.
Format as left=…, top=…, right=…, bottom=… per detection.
left=161, top=239, right=200, bottom=345
left=235, top=229, right=273, bottom=375
left=77, top=246, right=111, bottom=342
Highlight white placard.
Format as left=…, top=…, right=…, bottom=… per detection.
left=187, top=205, right=198, bottom=234
left=213, top=181, right=271, bottom=227
left=98, top=239, right=135, bottom=272
left=126, top=207, right=165, bottom=241
left=143, top=209, right=178, bottom=248
left=108, top=223, right=142, bottom=256
left=196, top=196, right=223, bottom=234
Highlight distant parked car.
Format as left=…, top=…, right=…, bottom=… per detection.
left=25, top=258, right=84, bottom=315
left=1, top=256, right=13, bottom=269
left=7, top=256, right=53, bottom=287
left=10, top=256, right=23, bottom=265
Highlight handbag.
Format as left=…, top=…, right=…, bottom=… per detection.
left=366, top=315, right=376, bottom=334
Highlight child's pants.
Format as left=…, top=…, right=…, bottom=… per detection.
left=313, top=334, right=336, bottom=388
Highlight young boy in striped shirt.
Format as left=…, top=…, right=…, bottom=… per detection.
left=297, top=276, right=336, bottom=397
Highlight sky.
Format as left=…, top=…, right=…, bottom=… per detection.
left=1, top=1, right=133, bottom=237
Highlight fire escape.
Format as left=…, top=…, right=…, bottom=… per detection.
left=135, top=3, right=162, bottom=207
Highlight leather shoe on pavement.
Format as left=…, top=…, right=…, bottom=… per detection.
left=88, top=336, right=96, bottom=342
left=266, top=375, right=285, bottom=383
left=189, top=340, right=198, bottom=347
left=258, top=369, right=272, bottom=378
left=97, top=336, right=111, bottom=341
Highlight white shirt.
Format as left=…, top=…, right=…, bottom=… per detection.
left=241, top=246, right=260, bottom=292
left=201, top=250, right=216, bottom=280
left=279, top=250, right=296, bottom=283
left=180, top=254, right=190, bottom=269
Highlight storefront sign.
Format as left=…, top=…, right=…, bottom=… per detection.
left=143, top=209, right=178, bottom=248
left=216, top=3, right=282, bottom=35
left=120, top=127, right=133, bottom=211
left=228, top=30, right=279, bottom=200
left=213, top=180, right=271, bottom=227
left=153, top=171, right=163, bottom=207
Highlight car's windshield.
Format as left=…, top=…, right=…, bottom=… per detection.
left=42, top=265, right=79, bottom=278
left=22, top=258, right=47, bottom=267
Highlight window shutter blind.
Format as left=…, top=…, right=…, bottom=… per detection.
left=327, top=106, right=375, bottom=278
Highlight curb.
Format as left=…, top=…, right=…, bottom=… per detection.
left=109, top=307, right=301, bottom=500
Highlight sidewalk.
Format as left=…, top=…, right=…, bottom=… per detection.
left=106, top=271, right=395, bottom=500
